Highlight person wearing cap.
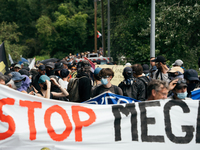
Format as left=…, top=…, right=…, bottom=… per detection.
left=14, top=64, right=22, bottom=72
left=184, top=69, right=199, bottom=97
left=142, top=64, right=150, bottom=77
left=172, top=59, right=183, bottom=67
left=35, top=75, right=69, bottom=99
left=118, top=67, right=145, bottom=101
left=125, top=62, right=131, bottom=66
left=152, top=55, right=170, bottom=82
left=172, top=59, right=186, bottom=71
left=91, top=68, right=123, bottom=98
left=168, top=66, right=184, bottom=80
left=70, top=66, right=77, bottom=78
left=168, top=78, right=192, bottom=100
left=68, top=60, right=92, bottom=102
left=54, top=62, right=64, bottom=77
left=31, top=65, right=46, bottom=91
left=45, top=62, right=55, bottom=76
left=61, top=60, right=69, bottom=69
left=60, top=69, right=70, bottom=89
left=6, top=72, right=26, bottom=90
left=17, top=75, right=31, bottom=93
left=132, top=64, right=149, bottom=100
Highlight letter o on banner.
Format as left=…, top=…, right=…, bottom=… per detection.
left=44, top=105, right=73, bottom=141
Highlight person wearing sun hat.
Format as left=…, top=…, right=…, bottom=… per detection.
left=6, top=72, right=26, bottom=90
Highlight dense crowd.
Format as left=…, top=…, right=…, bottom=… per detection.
left=0, top=54, right=199, bottom=103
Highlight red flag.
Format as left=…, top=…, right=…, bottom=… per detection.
left=84, top=57, right=95, bottom=73
left=97, top=31, right=102, bottom=38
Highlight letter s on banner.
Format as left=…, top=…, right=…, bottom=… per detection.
left=44, top=105, right=73, bottom=141
left=72, top=106, right=96, bottom=142
left=0, top=98, right=16, bottom=140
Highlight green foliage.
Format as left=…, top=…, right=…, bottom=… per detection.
left=34, top=54, right=50, bottom=62
left=0, top=22, right=27, bottom=62
left=0, top=0, right=199, bottom=70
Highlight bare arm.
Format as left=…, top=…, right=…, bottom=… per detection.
left=50, top=78, right=69, bottom=98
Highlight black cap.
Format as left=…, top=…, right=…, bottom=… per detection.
left=60, top=69, right=69, bottom=78
left=39, top=65, right=46, bottom=71
left=45, top=62, right=55, bottom=69
left=55, top=62, right=64, bottom=71
left=123, top=67, right=132, bottom=76
left=142, top=64, right=149, bottom=74
left=60, top=60, right=68, bottom=65
left=184, top=69, right=199, bottom=81
left=19, top=69, right=30, bottom=76
left=175, top=78, right=187, bottom=89
left=151, top=55, right=166, bottom=63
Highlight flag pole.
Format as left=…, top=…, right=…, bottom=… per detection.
left=94, top=0, right=97, bottom=53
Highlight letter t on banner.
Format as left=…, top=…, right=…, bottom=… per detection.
left=20, top=100, right=42, bottom=140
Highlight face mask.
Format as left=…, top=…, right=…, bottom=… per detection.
left=177, top=91, right=188, bottom=99
left=124, top=79, right=133, bottom=86
left=15, top=81, right=22, bottom=89
left=46, top=70, right=54, bottom=76
left=42, top=84, right=47, bottom=90
left=101, top=78, right=108, bottom=85
left=187, top=83, right=196, bottom=93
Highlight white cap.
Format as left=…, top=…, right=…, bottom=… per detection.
left=125, top=62, right=131, bottom=66
left=172, top=59, right=183, bottom=66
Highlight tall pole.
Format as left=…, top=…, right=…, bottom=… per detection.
left=94, top=0, right=97, bottom=53
left=107, top=0, right=110, bottom=57
left=150, top=0, right=155, bottom=58
left=101, top=0, right=106, bottom=57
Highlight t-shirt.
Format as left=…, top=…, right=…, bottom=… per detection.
left=63, top=81, right=69, bottom=89
left=153, top=70, right=170, bottom=82
left=91, top=84, right=123, bottom=98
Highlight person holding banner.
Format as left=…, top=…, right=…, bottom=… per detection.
left=91, top=68, right=123, bottom=97
left=147, top=79, right=169, bottom=101
left=36, top=75, right=69, bottom=99
left=168, top=78, right=192, bottom=100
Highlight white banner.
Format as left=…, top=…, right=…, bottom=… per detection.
left=0, top=84, right=200, bottom=150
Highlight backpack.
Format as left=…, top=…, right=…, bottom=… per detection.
left=67, top=76, right=87, bottom=102
left=138, top=76, right=150, bottom=99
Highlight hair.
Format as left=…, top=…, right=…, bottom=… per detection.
left=131, top=64, right=143, bottom=75
left=99, top=68, right=114, bottom=78
left=147, top=79, right=168, bottom=98
left=0, top=75, right=6, bottom=81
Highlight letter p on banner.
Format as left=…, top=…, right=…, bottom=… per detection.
left=72, top=106, right=96, bottom=142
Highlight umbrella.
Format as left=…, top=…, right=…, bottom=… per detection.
left=40, top=58, right=59, bottom=65
left=18, top=57, right=29, bottom=65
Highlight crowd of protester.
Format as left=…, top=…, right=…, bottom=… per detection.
left=0, top=53, right=199, bottom=103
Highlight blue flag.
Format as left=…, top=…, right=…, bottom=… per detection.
left=82, top=92, right=140, bottom=105
left=191, top=89, right=200, bottom=100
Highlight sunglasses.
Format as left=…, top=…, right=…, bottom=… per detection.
left=101, top=76, right=110, bottom=79
left=177, top=79, right=186, bottom=84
